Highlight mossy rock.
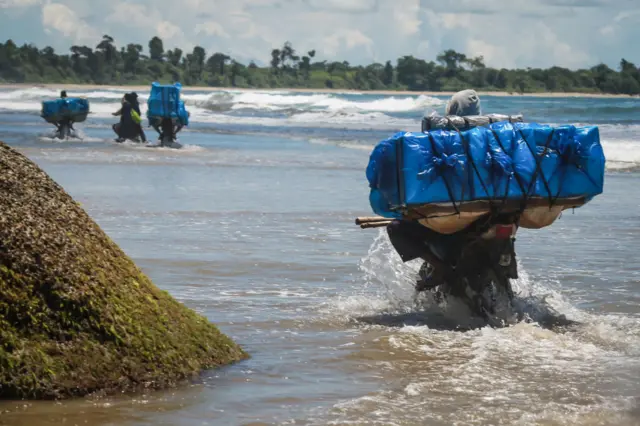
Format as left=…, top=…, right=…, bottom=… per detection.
left=0, top=141, right=248, bottom=399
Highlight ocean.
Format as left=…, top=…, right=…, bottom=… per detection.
left=0, top=87, right=639, bottom=425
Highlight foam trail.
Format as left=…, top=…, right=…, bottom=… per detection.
left=600, top=139, right=640, bottom=170
left=319, top=227, right=629, bottom=331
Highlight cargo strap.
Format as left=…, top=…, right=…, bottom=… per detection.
left=409, top=121, right=560, bottom=220
left=449, top=118, right=501, bottom=214
left=426, top=132, right=461, bottom=215
left=518, top=128, right=555, bottom=209
left=457, top=117, right=498, bottom=207
left=488, top=128, right=528, bottom=213
left=450, top=119, right=557, bottom=216
left=551, top=138, right=599, bottom=206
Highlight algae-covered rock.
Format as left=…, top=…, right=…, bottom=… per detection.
left=0, top=141, right=248, bottom=399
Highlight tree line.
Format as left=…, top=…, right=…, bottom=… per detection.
left=1, top=35, right=640, bottom=95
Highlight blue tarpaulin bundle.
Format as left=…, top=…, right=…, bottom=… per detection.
left=366, top=121, right=606, bottom=221
left=41, top=98, right=90, bottom=124
left=146, top=82, right=189, bottom=125
left=178, top=100, right=189, bottom=126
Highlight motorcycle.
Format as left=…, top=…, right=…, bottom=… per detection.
left=54, top=119, right=74, bottom=140
left=362, top=212, right=521, bottom=326
left=149, top=117, right=183, bottom=149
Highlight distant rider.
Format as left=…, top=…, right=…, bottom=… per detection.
left=152, top=115, right=186, bottom=144
left=112, top=94, right=140, bottom=142
left=55, top=90, right=75, bottom=137
left=128, top=92, right=147, bottom=142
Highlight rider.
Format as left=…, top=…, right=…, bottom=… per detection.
left=55, top=90, right=75, bottom=137
left=112, top=94, right=140, bottom=142
left=386, top=89, right=482, bottom=289
left=152, top=116, right=185, bottom=144
left=443, top=89, right=482, bottom=116
left=128, top=92, right=147, bottom=142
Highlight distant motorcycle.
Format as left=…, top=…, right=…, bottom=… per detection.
left=150, top=117, right=183, bottom=149
left=41, top=94, right=89, bottom=141
left=54, top=118, right=74, bottom=140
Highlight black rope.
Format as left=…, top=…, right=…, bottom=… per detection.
left=426, top=132, right=460, bottom=215
left=489, top=128, right=528, bottom=199
left=519, top=128, right=555, bottom=209
left=552, top=145, right=600, bottom=206
left=551, top=161, right=569, bottom=207
left=459, top=117, right=471, bottom=203
left=395, top=136, right=406, bottom=209
left=447, top=117, right=495, bottom=212
left=501, top=175, right=512, bottom=209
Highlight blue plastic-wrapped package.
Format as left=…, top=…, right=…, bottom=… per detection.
left=366, top=121, right=605, bottom=223
left=41, top=98, right=90, bottom=123
left=178, top=100, right=189, bottom=126
left=146, top=82, right=189, bottom=125
left=403, top=131, right=469, bottom=205
left=367, top=132, right=402, bottom=218
left=486, top=121, right=535, bottom=200
left=545, top=124, right=603, bottom=200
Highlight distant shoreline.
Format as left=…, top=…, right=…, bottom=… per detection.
left=1, top=83, right=637, bottom=99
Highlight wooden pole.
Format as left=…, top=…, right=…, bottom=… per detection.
left=360, top=221, right=392, bottom=229
left=355, top=216, right=388, bottom=225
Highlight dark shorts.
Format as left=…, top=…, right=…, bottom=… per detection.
left=386, top=219, right=465, bottom=264
left=113, top=123, right=139, bottom=140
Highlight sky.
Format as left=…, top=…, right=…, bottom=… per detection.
left=1, top=0, right=639, bottom=70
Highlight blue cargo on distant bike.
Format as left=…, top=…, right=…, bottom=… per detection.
left=41, top=97, right=90, bottom=124
left=147, top=82, right=189, bottom=126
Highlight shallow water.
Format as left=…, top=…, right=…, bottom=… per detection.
left=0, top=88, right=639, bottom=425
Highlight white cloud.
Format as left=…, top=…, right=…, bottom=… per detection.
left=41, top=3, right=98, bottom=44
left=466, top=39, right=509, bottom=68
left=439, top=13, right=474, bottom=30
left=0, top=0, right=40, bottom=7
left=599, top=9, right=640, bottom=37
left=105, top=3, right=148, bottom=28
left=599, top=25, right=614, bottom=36
left=391, top=0, right=421, bottom=36
left=317, top=29, right=373, bottom=58
left=305, top=0, right=378, bottom=13
left=0, top=0, right=637, bottom=69
left=156, top=21, right=183, bottom=40
left=194, top=22, right=230, bottom=38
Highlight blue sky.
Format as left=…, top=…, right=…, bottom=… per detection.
left=1, top=0, right=639, bottom=70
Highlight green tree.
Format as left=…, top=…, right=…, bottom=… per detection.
left=166, top=48, right=182, bottom=67
left=383, top=60, right=394, bottom=86
left=270, top=48, right=280, bottom=71
left=207, top=52, right=231, bottom=75
left=149, top=36, right=164, bottom=61
left=436, top=49, right=467, bottom=77
left=96, top=35, right=117, bottom=64
left=1, top=38, right=639, bottom=95
left=123, top=43, right=143, bottom=74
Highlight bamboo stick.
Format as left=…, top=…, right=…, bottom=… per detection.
left=360, top=221, right=392, bottom=229
left=355, top=216, right=388, bottom=225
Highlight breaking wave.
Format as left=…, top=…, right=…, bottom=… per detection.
left=187, top=91, right=444, bottom=113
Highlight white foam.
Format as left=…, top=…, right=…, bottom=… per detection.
left=189, top=91, right=444, bottom=113
left=185, top=109, right=419, bottom=130
left=600, top=139, right=640, bottom=170
left=0, top=87, right=131, bottom=101
left=312, top=229, right=640, bottom=425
